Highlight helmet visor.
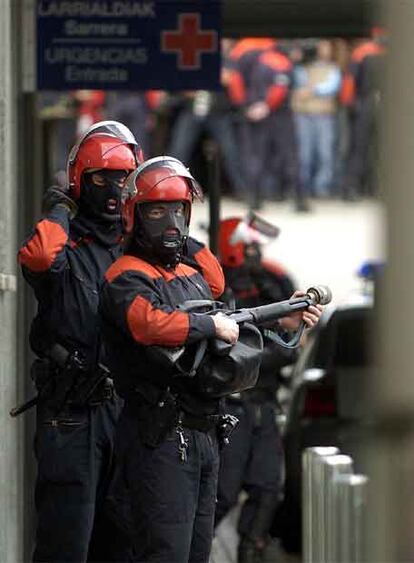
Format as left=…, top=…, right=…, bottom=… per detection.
left=230, top=211, right=280, bottom=246
left=68, top=120, right=141, bottom=165
left=126, top=156, right=204, bottom=202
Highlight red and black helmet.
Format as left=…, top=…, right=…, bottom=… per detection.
left=67, top=120, right=144, bottom=200
left=218, top=218, right=245, bottom=267
left=219, top=214, right=280, bottom=267
left=122, top=156, right=203, bottom=235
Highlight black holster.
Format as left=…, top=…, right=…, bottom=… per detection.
left=69, top=370, right=114, bottom=406
left=127, top=387, right=179, bottom=448
left=31, top=358, right=56, bottom=393
left=32, top=357, right=113, bottom=409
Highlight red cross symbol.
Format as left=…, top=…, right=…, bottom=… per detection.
left=161, top=13, right=218, bottom=70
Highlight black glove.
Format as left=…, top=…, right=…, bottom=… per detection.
left=42, top=186, right=78, bottom=219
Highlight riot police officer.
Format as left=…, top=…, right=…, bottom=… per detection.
left=100, top=156, right=241, bottom=563
left=215, top=217, right=322, bottom=562
left=18, top=121, right=142, bottom=562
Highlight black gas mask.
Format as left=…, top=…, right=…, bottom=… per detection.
left=79, top=169, right=129, bottom=223
left=244, top=243, right=262, bottom=274
left=134, top=200, right=189, bottom=267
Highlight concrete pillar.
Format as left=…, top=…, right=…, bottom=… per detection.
left=368, top=1, right=414, bottom=561
left=0, top=0, right=24, bottom=561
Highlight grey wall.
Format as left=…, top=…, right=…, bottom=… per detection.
left=0, top=0, right=24, bottom=561
left=367, top=1, right=414, bottom=560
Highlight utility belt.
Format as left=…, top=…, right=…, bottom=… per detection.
left=241, top=388, right=277, bottom=404
left=10, top=344, right=115, bottom=418
left=178, top=411, right=221, bottom=433
left=126, top=382, right=238, bottom=449
left=32, top=357, right=114, bottom=408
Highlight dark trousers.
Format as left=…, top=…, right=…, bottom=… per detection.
left=169, top=109, right=247, bottom=197
left=105, top=93, right=150, bottom=155
left=265, top=109, right=303, bottom=203
left=215, top=400, right=283, bottom=543
left=239, top=118, right=269, bottom=207
left=239, top=110, right=303, bottom=208
left=344, top=97, right=379, bottom=196
left=112, top=405, right=220, bottom=563
left=33, top=397, right=123, bottom=563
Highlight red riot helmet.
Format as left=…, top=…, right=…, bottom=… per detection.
left=122, top=156, right=203, bottom=266
left=122, top=156, right=203, bottom=235
left=219, top=218, right=245, bottom=267
left=219, top=214, right=280, bottom=267
left=67, top=120, right=143, bottom=200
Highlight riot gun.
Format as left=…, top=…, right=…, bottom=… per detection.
left=150, top=285, right=332, bottom=394
left=220, top=285, right=331, bottom=325
left=178, top=284, right=331, bottom=352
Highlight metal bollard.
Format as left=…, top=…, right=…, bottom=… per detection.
left=302, top=447, right=339, bottom=563
left=335, top=474, right=369, bottom=562
left=324, top=455, right=354, bottom=563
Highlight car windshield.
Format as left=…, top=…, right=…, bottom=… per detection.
left=294, top=305, right=373, bottom=375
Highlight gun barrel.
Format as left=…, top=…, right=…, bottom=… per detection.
left=229, top=296, right=314, bottom=325
left=227, top=286, right=332, bottom=326
left=9, top=396, right=38, bottom=417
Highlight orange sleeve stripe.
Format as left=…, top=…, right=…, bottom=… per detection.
left=340, top=74, right=356, bottom=106
left=261, top=259, right=287, bottom=278
left=18, top=220, right=67, bottom=273
left=145, top=90, right=162, bottom=109
left=127, top=294, right=189, bottom=346
left=266, top=85, right=288, bottom=110
left=194, top=247, right=225, bottom=299
left=228, top=70, right=246, bottom=105
left=105, top=255, right=161, bottom=283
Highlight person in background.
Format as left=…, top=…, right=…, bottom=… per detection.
left=340, top=27, right=387, bottom=199
left=214, top=215, right=323, bottom=563
left=292, top=40, right=341, bottom=199
left=227, top=38, right=278, bottom=207
left=105, top=91, right=163, bottom=157
left=72, top=90, right=106, bottom=137
left=168, top=39, right=247, bottom=199
left=250, top=47, right=308, bottom=211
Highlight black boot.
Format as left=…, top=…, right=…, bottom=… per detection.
left=238, top=537, right=265, bottom=563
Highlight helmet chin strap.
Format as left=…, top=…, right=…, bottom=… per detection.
left=134, top=231, right=187, bottom=268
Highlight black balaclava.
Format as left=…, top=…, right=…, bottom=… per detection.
left=132, top=201, right=189, bottom=268
left=74, top=169, right=128, bottom=247
left=244, top=242, right=262, bottom=271
left=78, top=169, right=127, bottom=223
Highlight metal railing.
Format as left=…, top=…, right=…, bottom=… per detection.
left=303, top=447, right=368, bottom=563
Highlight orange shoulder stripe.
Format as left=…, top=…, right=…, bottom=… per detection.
left=352, top=41, right=383, bottom=63
left=230, top=38, right=276, bottom=61
left=105, top=255, right=162, bottom=283
left=18, top=220, right=67, bottom=273
left=194, top=246, right=225, bottom=299
left=106, top=254, right=201, bottom=284
left=259, top=51, right=292, bottom=72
